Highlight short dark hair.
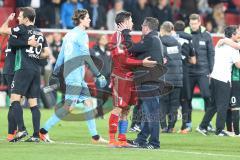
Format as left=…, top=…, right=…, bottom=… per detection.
left=189, top=13, right=201, bottom=21
left=115, top=11, right=131, bottom=25
left=19, top=7, right=36, bottom=22
left=224, top=25, right=238, bottom=38
left=72, top=9, right=88, bottom=26
left=143, top=17, right=159, bottom=31
left=174, top=20, right=185, bottom=31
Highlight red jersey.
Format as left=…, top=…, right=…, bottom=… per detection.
left=110, top=32, right=142, bottom=107
left=111, top=31, right=143, bottom=78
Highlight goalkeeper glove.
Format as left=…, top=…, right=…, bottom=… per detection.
left=96, top=74, right=107, bottom=88
left=47, top=74, right=60, bottom=91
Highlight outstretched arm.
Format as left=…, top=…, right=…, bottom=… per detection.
left=84, top=55, right=101, bottom=77
left=40, top=47, right=50, bottom=59
left=217, top=38, right=240, bottom=50
left=9, top=35, right=38, bottom=48
left=121, top=29, right=150, bottom=54
left=0, top=13, right=15, bottom=35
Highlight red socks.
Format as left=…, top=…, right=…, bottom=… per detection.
left=118, top=134, right=126, bottom=142
left=109, top=113, right=119, bottom=140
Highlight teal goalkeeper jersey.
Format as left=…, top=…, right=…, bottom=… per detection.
left=54, top=26, right=90, bottom=84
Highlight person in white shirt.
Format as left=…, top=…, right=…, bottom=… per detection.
left=196, top=25, right=240, bottom=136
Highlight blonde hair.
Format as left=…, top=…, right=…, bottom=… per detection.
left=160, top=21, right=174, bottom=33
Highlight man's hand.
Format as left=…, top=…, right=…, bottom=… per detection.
left=49, top=73, right=60, bottom=87
left=40, top=47, right=51, bottom=59
left=117, top=22, right=132, bottom=32
left=163, top=57, right=167, bottom=64
left=142, top=56, right=157, bottom=67
left=0, top=13, right=15, bottom=35
left=117, top=23, right=128, bottom=32
left=7, top=13, right=15, bottom=21
left=216, top=39, right=226, bottom=47
left=188, top=56, right=196, bottom=64
left=28, top=35, right=39, bottom=47
left=96, top=74, right=107, bottom=88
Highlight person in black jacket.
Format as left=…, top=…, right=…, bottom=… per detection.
left=153, top=0, right=173, bottom=27
left=38, top=0, right=62, bottom=28
left=92, top=35, right=112, bottom=118
left=86, top=0, right=106, bottom=29
left=184, top=14, right=215, bottom=132
left=173, top=20, right=196, bottom=134
left=159, top=21, right=182, bottom=133
left=122, top=17, right=164, bottom=149
left=129, top=0, right=153, bottom=31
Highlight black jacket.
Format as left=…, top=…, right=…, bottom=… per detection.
left=122, top=30, right=166, bottom=92
left=127, top=30, right=164, bottom=63
left=161, top=35, right=183, bottom=87
left=153, top=5, right=173, bottom=27
left=174, top=31, right=195, bottom=64
left=130, top=3, right=153, bottom=31
left=86, top=4, right=106, bottom=29
left=185, top=26, right=215, bottom=76
left=92, top=45, right=112, bottom=79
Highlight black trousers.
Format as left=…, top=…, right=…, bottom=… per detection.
left=160, top=87, right=181, bottom=129
left=185, top=75, right=211, bottom=124
left=226, top=109, right=239, bottom=135
left=180, top=70, right=192, bottom=129
left=200, top=78, right=231, bottom=134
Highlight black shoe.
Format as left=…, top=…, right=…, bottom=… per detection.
left=216, top=130, right=233, bottom=137
left=161, top=127, right=168, bottom=133
left=9, top=130, right=28, bottom=142
left=207, top=123, right=216, bottom=133
left=196, top=126, right=208, bottom=136
left=25, top=136, right=40, bottom=142
left=127, top=139, right=143, bottom=148
left=142, top=144, right=160, bottom=149
left=167, top=128, right=175, bottom=133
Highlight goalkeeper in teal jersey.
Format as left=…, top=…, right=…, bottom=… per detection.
left=39, top=9, right=108, bottom=143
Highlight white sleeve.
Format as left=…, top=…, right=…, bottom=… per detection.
left=232, top=49, right=240, bottom=63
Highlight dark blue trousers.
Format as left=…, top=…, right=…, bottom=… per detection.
left=135, top=96, right=160, bottom=148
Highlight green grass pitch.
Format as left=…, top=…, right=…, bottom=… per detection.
left=0, top=107, right=240, bottom=160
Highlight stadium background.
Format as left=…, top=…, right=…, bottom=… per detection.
left=0, top=1, right=240, bottom=160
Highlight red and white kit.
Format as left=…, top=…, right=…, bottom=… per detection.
left=110, top=31, right=143, bottom=107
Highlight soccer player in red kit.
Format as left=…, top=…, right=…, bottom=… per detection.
left=108, top=11, right=157, bottom=147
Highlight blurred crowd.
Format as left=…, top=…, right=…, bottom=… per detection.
left=10, top=0, right=240, bottom=33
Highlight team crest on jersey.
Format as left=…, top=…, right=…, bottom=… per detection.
left=95, top=51, right=100, bottom=56
left=28, top=30, right=33, bottom=34
left=13, top=27, right=20, bottom=32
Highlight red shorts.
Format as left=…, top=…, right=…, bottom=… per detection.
left=111, top=75, right=138, bottom=108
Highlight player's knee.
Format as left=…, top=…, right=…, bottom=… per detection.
left=10, top=94, right=21, bottom=102
left=112, top=107, right=122, bottom=115
left=121, top=108, right=130, bottom=115
left=28, top=98, right=38, bottom=107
